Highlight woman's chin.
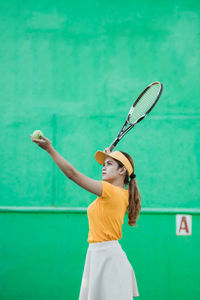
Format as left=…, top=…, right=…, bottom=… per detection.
left=102, top=177, right=112, bottom=183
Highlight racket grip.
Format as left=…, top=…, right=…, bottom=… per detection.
left=108, top=138, right=119, bottom=152
left=109, top=144, right=115, bottom=152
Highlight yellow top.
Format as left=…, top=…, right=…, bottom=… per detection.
left=87, top=181, right=129, bottom=243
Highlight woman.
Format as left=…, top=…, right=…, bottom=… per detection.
left=31, top=134, right=141, bottom=299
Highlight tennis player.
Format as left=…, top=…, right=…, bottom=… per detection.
left=31, top=134, right=141, bottom=299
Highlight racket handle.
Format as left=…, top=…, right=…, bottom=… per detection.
left=108, top=138, right=119, bottom=152
left=108, top=144, right=115, bottom=152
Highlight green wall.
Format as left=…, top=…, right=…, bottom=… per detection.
left=0, top=0, right=200, bottom=299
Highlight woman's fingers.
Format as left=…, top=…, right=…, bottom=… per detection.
left=104, top=147, right=111, bottom=154
left=30, top=134, right=45, bottom=142
left=30, top=134, right=52, bottom=152
left=33, top=140, right=42, bottom=145
left=31, top=136, right=44, bottom=145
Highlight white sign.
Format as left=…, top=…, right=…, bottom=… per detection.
left=176, top=215, right=192, bottom=236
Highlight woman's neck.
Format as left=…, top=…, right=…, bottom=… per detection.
left=104, top=178, right=124, bottom=188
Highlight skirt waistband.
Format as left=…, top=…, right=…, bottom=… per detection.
left=88, top=240, right=121, bottom=250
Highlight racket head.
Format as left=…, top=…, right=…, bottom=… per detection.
left=127, top=81, right=163, bottom=125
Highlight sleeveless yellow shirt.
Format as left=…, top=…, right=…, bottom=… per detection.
left=87, top=181, right=129, bottom=243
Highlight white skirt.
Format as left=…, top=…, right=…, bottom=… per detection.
left=79, top=240, right=139, bottom=300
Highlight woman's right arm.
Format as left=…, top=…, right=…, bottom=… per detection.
left=31, top=135, right=102, bottom=196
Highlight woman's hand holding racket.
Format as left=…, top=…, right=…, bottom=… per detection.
left=103, top=147, right=112, bottom=154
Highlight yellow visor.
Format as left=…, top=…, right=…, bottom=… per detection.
left=95, top=150, right=133, bottom=176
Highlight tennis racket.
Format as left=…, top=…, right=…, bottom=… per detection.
left=108, top=81, right=163, bottom=151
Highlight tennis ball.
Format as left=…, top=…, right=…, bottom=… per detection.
left=32, top=130, right=43, bottom=139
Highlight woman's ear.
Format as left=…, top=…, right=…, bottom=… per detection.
left=119, top=166, right=127, bottom=176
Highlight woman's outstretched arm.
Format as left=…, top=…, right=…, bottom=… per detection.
left=31, top=135, right=102, bottom=196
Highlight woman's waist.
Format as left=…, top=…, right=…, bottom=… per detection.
left=88, top=239, right=121, bottom=250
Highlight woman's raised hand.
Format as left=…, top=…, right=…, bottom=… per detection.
left=30, top=135, right=53, bottom=153
left=103, top=147, right=112, bottom=154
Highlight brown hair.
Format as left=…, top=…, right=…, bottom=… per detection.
left=117, top=151, right=141, bottom=227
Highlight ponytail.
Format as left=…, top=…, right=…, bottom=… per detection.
left=117, top=151, right=141, bottom=227
left=127, top=176, right=141, bottom=226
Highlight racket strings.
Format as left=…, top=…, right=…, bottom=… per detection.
left=129, top=84, right=161, bottom=123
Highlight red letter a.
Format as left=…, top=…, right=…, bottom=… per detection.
left=179, top=216, right=189, bottom=233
